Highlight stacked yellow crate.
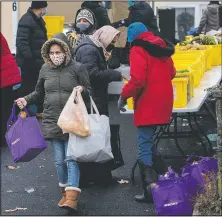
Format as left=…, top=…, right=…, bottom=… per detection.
left=43, top=16, right=65, bottom=39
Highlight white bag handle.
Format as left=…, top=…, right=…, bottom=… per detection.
left=90, top=96, right=100, bottom=115
left=70, top=88, right=77, bottom=103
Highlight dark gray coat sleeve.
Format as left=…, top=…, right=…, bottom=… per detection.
left=76, top=46, right=122, bottom=83
left=16, top=20, right=33, bottom=59
left=96, top=6, right=111, bottom=27
left=75, top=63, right=92, bottom=98
left=24, top=69, right=45, bottom=105
left=198, top=9, right=207, bottom=34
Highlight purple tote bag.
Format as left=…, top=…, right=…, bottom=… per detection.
left=152, top=167, right=198, bottom=216
left=182, top=156, right=218, bottom=193
left=5, top=104, right=47, bottom=163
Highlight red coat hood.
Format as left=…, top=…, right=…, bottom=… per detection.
left=131, top=31, right=175, bottom=58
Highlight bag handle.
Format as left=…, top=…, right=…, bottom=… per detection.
left=168, top=167, right=179, bottom=178
left=7, top=103, right=18, bottom=129
left=7, top=103, right=30, bottom=130
left=159, top=167, right=179, bottom=180
left=90, top=96, right=100, bottom=115
left=186, top=154, right=201, bottom=163
left=70, top=88, right=78, bottom=104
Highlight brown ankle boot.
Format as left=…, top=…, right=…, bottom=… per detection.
left=58, top=187, right=66, bottom=207
left=62, top=187, right=81, bottom=211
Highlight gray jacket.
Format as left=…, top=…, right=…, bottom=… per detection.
left=198, top=4, right=221, bottom=34
left=25, top=33, right=91, bottom=140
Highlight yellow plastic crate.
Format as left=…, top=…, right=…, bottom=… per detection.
left=127, top=97, right=134, bottom=110
left=44, top=16, right=65, bottom=39
left=205, top=46, right=213, bottom=70
left=174, top=60, right=202, bottom=87
left=209, top=44, right=222, bottom=66
left=172, top=77, right=189, bottom=108
left=175, top=71, right=194, bottom=98
left=218, top=44, right=222, bottom=65
left=123, top=81, right=134, bottom=110
left=175, top=50, right=207, bottom=72
left=173, top=53, right=205, bottom=74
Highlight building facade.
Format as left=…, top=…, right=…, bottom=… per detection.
left=1, top=1, right=208, bottom=51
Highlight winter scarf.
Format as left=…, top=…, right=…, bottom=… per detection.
left=89, top=25, right=120, bottom=59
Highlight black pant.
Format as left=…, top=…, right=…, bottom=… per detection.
left=0, top=86, right=15, bottom=146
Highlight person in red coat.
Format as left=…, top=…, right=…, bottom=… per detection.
left=118, top=22, right=176, bottom=203
left=0, top=32, right=21, bottom=146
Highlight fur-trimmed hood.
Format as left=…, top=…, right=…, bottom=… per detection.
left=131, top=32, right=175, bottom=58
left=41, top=33, right=72, bottom=68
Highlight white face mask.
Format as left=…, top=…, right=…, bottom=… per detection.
left=49, top=53, right=65, bottom=66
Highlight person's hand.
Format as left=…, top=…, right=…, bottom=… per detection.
left=15, top=98, right=27, bottom=109
left=122, top=74, right=128, bottom=82
left=75, top=86, right=83, bottom=92
left=117, top=96, right=127, bottom=112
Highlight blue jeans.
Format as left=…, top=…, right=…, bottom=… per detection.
left=137, top=126, right=156, bottom=166
left=49, top=139, right=80, bottom=188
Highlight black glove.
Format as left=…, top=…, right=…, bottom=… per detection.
left=117, top=96, right=127, bottom=112
left=112, top=20, right=125, bottom=29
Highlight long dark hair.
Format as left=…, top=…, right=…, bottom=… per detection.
left=209, top=1, right=221, bottom=5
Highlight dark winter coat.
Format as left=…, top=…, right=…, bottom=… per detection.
left=75, top=37, right=122, bottom=115
left=112, top=1, right=159, bottom=35
left=16, top=8, right=47, bottom=69
left=198, top=3, right=221, bottom=34
left=24, top=33, right=91, bottom=140
left=81, top=1, right=111, bottom=29
left=122, top=32, right=176, bottom=127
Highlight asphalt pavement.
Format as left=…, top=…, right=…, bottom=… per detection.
left=1, top=98, right=217, bottom=216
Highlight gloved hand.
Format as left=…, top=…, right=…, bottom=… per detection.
left=112, top=20, right=125, bottom=29
left=118, top=96, right=127, bottom=112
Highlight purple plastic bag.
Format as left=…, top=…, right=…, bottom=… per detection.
left=5, top=104, right=47, bottom=163
left=152, top=167, right=198, bottom=216
left=182, top=156, right=218, bottom=193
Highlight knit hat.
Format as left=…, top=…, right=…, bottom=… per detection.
left=127, top=22, right=148, bottom=43
left=128, top=1, right=135, bottom=7
left=31, top=1, right=48, bottom=9
left=76, top=9, right=94, bottom=25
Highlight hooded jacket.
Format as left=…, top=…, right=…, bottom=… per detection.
left=121, top=31, right=176, bottom=127
left=81, top=1, right=111, bottom=29
left=198, top=3, right=221, bottom=34
left=24, top=33, right=91, bottom=139
left=75, top=36, right=122, bottom=116
left=0, top=33, right=21, bottom=88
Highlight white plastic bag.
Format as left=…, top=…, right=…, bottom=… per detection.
left=57, top=88, right=90, bottom=137
left=67, top=97, right=114, bottom=163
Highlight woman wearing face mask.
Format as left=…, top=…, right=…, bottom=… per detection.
left=66, top=8, right=97, bottom=49
left=74, top=25, right=123, bottom=185
left=15, top=33, right=91, bottom=212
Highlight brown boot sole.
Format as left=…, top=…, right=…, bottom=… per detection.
left=60, top=205, right=78, bottom=212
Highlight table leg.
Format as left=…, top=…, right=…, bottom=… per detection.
left=173, top=113, right=185, bottom=156
left=204, top=102, right=217, bottom=123
left=187, top=113, right=208, bottom=156
left=193, top=113, right=214, bottom=155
